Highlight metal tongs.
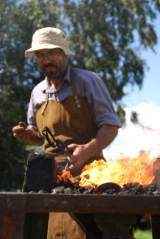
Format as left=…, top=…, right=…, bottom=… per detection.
left=42, top=126, right=71, bottom=171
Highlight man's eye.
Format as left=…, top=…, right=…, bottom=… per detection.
left=48, top=49, right=61, bottom=56
left=48, top=50, right=57, bottom=56
left=35, top=53, right=43, bottom=58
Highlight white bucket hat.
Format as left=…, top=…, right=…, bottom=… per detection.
left=25, top=27, right=74, bottom=58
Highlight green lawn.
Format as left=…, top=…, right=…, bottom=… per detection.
left=134, top=229, right=152, bottom=239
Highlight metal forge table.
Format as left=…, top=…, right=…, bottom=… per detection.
left=1, top=192, right=160, bottom=239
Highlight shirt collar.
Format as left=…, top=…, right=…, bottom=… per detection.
left=64, top=65, right=71, bottom=83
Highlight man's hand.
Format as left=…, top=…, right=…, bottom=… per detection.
left=12, top=122, right=43, bottom=145
left=12, top=121, right=27, bottom=141
left=67, top=125, right=119, bottom=175
left=67, top=143, right=92, bottom=175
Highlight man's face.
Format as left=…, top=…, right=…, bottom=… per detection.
left=34, top=48, right=68, bottom=80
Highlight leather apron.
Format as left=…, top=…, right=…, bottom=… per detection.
left=35, top=72, right=103, bottom=171
left=34, top=73, right=103, bottom=239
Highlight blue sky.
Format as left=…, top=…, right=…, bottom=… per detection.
left=124, top=37, right=160, bottom=107
left=124, top=13, right=160, bottom=107
left=104, top=15, right=160, bottom=160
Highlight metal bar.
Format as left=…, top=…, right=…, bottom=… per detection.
left=1, top=192, right=160, bottom=214
left=24, top=193, right=160, bottom=214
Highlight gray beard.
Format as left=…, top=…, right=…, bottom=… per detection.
left=42, top=63, right=66, bottom=80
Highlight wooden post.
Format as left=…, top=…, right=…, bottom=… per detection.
left=95, top=214, right=136, bottom=239
left=151, top=158, right=160, bottom=239
left=0, top=193, right=26, bottom=239
left=23, top=212, right=49, bottom=239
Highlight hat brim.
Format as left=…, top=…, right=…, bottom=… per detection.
left=25, top=44, right=74, bottom=58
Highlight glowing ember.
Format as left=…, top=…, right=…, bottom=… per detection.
left=57, top=170, right=78, bottom=184
left=79, top=151, right=155, bottom=188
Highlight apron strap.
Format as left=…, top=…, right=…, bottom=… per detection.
left=70, top=68, right=81, bottom=109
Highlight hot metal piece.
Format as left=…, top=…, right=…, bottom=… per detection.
left=94, top=182, right=122, bottom=194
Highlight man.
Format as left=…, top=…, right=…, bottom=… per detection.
left=12, top=27, right=121, bottom=239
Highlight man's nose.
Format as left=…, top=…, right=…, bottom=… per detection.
left=42, top=56, right=51, bottom=64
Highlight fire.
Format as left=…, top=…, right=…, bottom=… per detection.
left=79, top=151, right=155, bottom=188
left=57, top=170, right=78, bottom=185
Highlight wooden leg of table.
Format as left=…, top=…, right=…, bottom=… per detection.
left=151, top=215, right=160, bottom=239
left=94, top=214, right=136, bottom=239
left=0, top=194, right=26, bottom=239
left=23, top=212, right=49, bottom=239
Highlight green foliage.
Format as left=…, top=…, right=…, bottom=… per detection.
left=134, top=229, right=152, bottom=239
left=0, top=0, right=160, bottom=189
left=62, top=0, right=160, bottom=104
left=0, top=0, right=60, bottom=189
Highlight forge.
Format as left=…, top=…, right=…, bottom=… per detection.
left=1, top=157, right=160, bottom=239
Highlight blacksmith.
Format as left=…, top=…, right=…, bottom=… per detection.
left=12, top=27, right=121, bottom=239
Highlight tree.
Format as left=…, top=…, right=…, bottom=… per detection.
left=0, top=0, right=60, bottom=189
left=62, top=0, right=160, bottom=121
left=0, top=0, right=160, bottom=189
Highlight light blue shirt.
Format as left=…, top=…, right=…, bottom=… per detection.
left=27, top=65, right=121, bottom=129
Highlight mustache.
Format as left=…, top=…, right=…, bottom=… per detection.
left=43, top=63, right=57, bottom=69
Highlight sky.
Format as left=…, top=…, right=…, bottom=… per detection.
left=104, top=16, right=160, bottom=160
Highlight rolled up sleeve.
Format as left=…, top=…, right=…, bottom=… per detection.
left=84, top=72, right=121, bottom=128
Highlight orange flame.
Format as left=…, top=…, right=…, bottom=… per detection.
left=57, top=170, right=78, bottom=185
left=79, top=151, right=155, bottom=188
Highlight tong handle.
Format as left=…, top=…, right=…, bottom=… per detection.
left=42, top=126, right=71, bottom=157
left=42, top=126, right=56, bottom=148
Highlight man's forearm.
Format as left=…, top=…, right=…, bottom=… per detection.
left=23, top=128, right=44, bottom=145
left=85, top=124, right=118, bottom=159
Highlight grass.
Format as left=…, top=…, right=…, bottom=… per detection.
left=134, top=229, right=152, bottom=239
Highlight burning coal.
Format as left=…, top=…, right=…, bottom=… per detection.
left=50, top=150, right=160, bottom=197
left=79, top=151, right=156, bottom=188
